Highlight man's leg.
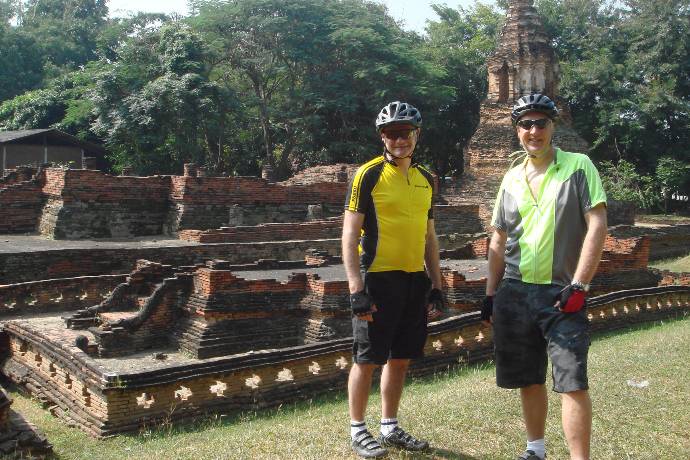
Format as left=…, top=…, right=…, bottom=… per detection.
left=520, top=383, right=548, bottom=441
left=348, top=363, right=377, bottom=421
left=561, top=390, right=591, bottom=460
left=380, top=358, right=409, bottom=418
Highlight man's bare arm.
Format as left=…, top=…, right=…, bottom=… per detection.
left=424, top=219, right=443, bottom=289
left=486, top=229, right=507, bottom=296
left=572, top=203, right=608, bottom=284
left=342, top=210, right=365, bottom=294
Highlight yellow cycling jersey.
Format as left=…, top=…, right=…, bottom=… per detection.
left=344, top=155, right=434, bottom=272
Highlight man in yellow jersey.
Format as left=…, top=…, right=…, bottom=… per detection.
left=342, top=101, right=444, bottom=458
left=482, top=94, right=608, bottom=460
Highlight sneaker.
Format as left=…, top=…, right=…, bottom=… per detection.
left=351, top=429, right=387, bottom=458
left=378, top=426, right=429, bottom=451
left=517, top=450, right=546, bottom=460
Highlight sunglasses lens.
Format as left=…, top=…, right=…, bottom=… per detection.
left=383, top=129, right=414, bottom=140
left=518, top=119, right=549, bottom=129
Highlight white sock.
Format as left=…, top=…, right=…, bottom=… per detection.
left=351, top=420, right=366, bottom=439
left=380, top=417, right=398, bottom=436
left=527, top=438, right=546, bottom=459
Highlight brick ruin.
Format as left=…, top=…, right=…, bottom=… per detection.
left=0, top=383, right=53, bottom=458
left=0, top=215, right=688, bottom=437
left=0, top=250, right=687, bottom=437
left=0, top=151, right=689, bottom=442
left=448, top=0, right=593, bottom=209
left=487, top=0, right=559, bottom=103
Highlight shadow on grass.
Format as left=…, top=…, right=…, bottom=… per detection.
left=424, top=447, right=480, bottom=459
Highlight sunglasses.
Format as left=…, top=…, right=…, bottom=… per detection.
left=517, top=118, right=551, bottom=130
left=382, top=128, right=416, bottom=140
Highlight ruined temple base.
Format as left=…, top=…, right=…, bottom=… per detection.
left=1, top=286, right=688, bottom=438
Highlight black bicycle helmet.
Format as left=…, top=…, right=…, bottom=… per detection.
left=375, top=101, right=422, bottom=131
left=511, top=94, right=559, bottom=125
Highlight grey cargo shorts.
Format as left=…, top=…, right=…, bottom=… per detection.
left=493, top=278, right=591, bottom=393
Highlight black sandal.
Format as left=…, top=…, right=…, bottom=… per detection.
left=351, top=429, right=387, bottom=458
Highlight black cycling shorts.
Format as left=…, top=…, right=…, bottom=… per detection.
left=493, top=279, right=591, bottom=393
left=352, top=270, right=430, bottom=365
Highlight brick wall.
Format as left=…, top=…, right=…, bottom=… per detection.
left=607, top=200, right=636, bottom=226
left=0, top=166, right=36, bottom=189
left=609, top=224, right=690, bottom=260
left=0, top=179, right=44, bottom=234
left=0, top=239, right=342, bottom=284
left=434, top=204, right=485, bottom=235
left=178, top=218, right=343, bottom=243
left=39, top=169, right=171, bottom=238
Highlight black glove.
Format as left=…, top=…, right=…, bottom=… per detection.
left=350, top=290, right=374, bottom=316
left=427, top=288, right=446, bottom=320
left=481, top=295, right=494, bottom=322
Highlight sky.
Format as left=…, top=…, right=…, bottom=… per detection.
left=107, top=0, right=488, bottom=35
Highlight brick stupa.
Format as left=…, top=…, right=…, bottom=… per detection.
left=446, top=0, right=589, bottom=205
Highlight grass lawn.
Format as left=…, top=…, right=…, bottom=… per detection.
left=7, top=316, right=690, bottom=460
left=650, top=253, right=690, bottom=273
left=636, top=214, right=690, bottom=225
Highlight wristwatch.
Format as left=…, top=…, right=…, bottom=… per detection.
left=571, top=280, right=590, bottom=292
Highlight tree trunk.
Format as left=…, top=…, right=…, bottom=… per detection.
left=252, top=78, right=273, bottom=168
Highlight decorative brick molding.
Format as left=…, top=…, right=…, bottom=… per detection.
left=0, top=275, right=126, bottom=318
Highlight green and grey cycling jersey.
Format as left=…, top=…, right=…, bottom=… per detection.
left=491, top=148, right=607, bottom=286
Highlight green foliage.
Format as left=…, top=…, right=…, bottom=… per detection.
left=2, top=0, right=686, bottom=182
left=91, top=21, right=231, bottom=175
left=599, top=159, right=657, bottom=209
left=0, top=26, right=44, bottom=101
left=20, top=0, right=109, bottom=69
left=537, top=0, right=690, bottom=179
left=655, top=156, right=690, bottom=213
left=0, top=62, right=103, bottom=142
left=192, top=0, right=442, bottom=177
left=0, top=88, right=65, bottom=129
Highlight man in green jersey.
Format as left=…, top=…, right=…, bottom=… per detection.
left=342, top=101, right=445, bottom=458
left=482, top=94, right=608, bottom=460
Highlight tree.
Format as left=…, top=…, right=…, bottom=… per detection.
left=20, top=0, right=109, bottom=70
left=0, top=27, right=44, bottom=102
left=193, top=0, right=439, bottom=177
left=598, top=159, right=657, bottom=210
left=421, top=3, right=503, bottom=178
left=537, top=0, right=690, bottom=175
left=655, top=157, right=690, bottom=214
left=91, top=22, right=231, bottom=175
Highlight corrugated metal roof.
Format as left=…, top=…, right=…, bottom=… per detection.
left=0, top=129, right=105, bottom=153
left=0, top=129, right=52, bottom=143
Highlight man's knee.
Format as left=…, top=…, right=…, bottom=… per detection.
left=386, top=358, right=410, bottom=367
left=561, top=389, right=591, bottom=403
left=350, top=362, right=378, bottom=377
